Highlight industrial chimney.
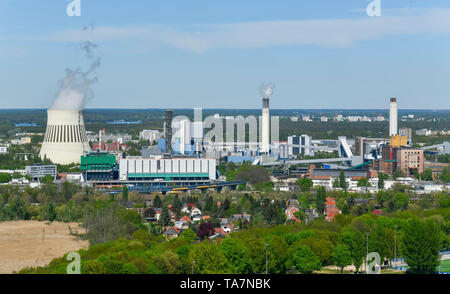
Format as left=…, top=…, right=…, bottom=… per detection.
left=39, top=109, right=90, bottom=164
left=165, top=110, right=173, bottom=155
left=389, top=97, right=398, bottom=137
left=261, top=97, right=270, bottom=153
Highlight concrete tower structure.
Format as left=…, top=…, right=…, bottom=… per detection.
left=261, top=97, right=270, bottom=153
left=164, top=110, right=173, bottom=155
left=39, top=109, right=90, bottom=164
left=389, top=97, right=398, bottom=137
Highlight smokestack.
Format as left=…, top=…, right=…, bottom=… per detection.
left=389, top=97, right=398, bottom=137
left=165, top=110, right=173, bottom=155
left=261, top=97, right=270, bottom=153
left=39, top=109, right=90, bottom=164
left=259, top=83, right=274, bottom=153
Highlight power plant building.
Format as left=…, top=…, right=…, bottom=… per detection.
left=288, top=135, right=313, bottom=157
left=119, top=158, right=216, bottom=181
left=396, top=148, right=424, bottom=176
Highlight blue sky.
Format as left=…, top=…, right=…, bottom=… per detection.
left=1, top=0, right=450, bottom=109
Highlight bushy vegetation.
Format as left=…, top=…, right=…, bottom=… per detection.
left=18, top=205, right=449, bottom=274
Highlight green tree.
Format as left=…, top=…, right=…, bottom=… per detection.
left=220, top=238, right=252, bottom=274
left=0, top=173, right=11, bottom=183
left=158, top=206, right=171, bottom=227
left=333, top=179, right=340, bottom=188
left=340, top=229, right=365, bottom=273
left=339, top=170, right=347, bottom=190
left=267, top=235, right=289, bottom=274
left=240, top=235, right=266, bottom=273
left=420, top=169, right=433, bottom=181
left=122, top=185, right=128, bottom=201
left=315, top=186, right=327, bottom=214
left=179, top=228, right=197, bottom=242
left=393, top=192, right=408, bottom=211
left=10, top=195, right=29, bottom=220
left=188, top=241, right=231, bottom=274
left=332, top=244, right=352, bottom=273
left=440, top=167, right=450, bottom=182
left=153, top=195, right=162, bottom=208
left=357, top=177, right=370, bottom=188
left=297, top=178, right=313, bottom=192
left=289, top=245, right=321, bottom=274
left=42, top=201, right=56, bottom=221
left=378, top=172, right=388, bottom=189
left=152, top=250, right=181, bottom=274
left=403, top=218, right=441, bottom=274
left=369, top=225, right=388, bottom=264
left=393, top=169, right=404, bottom=180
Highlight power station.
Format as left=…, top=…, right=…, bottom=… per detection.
left=39, top=109, right=90, bottom=164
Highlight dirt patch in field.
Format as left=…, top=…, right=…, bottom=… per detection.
left=0, top=220, right=88, bottom=274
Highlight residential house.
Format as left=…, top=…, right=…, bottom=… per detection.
left=325, top=198, right=340, bottom=221
left=372, top=209, right=383, bottom=216
left=190, top=207, right=202, bottom=217
left=192, top=214, right=202, bottom=222
left=285, top=199, right=300, bottom=222
left=163, top=227, right=180, bottom=239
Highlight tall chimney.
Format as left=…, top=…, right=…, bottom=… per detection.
left=389, top=97, right=398, bottom=137
left=165, top=110, right=173, bottom=155
left=261, top=97, right=270, bottom=153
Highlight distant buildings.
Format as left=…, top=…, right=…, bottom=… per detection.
left=10, top=137, right=31, bottom=145
left=396, top=149, right=424, bottom=176
left=139, top=130, right=162, bottom=144
left=25, top=164, right=57, bottom=181
left=423, top=162, right=449, bottom=179
left=288, top=135, right=314, bottom=157
left=416, top=129, right=432, bottom=136
left=399, top=127, right=412, bottom=144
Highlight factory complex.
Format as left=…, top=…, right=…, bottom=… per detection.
left=29, top=89, right=450, bottom=194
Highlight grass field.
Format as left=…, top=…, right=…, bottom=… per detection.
left=438, top=259, right=450, bottom=273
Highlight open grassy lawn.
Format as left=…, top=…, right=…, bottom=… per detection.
left=438, top=259, right=450, bottom=273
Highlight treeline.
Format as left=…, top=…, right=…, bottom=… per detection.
left=0, top=182, right=100, bottom=222
left=19, top=210, right=449, bottom=274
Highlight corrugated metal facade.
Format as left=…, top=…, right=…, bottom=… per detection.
left=119, top=158, right=216, bottom=181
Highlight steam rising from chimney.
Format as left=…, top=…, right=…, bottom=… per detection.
left=50, top=26, right=100, bottom=110
left=259, top=83, right=275, bottom=98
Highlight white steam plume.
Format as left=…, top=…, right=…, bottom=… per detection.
left=50, top=26, right=100, bottom=110
left=259, top=83, right=275, bottom=98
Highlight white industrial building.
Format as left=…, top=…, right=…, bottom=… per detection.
left=119, top=158, right=216, bottom=181
left=0, top=146, right=7, bottom=154
left=288, top=135, right=314, bottom=157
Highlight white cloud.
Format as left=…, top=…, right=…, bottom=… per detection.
left=36, top=8, right=450, bottom=53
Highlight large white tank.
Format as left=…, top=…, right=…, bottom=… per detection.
left=39, top=109, right=90, bottom=164
left=389, top=97, right=398, bottom=137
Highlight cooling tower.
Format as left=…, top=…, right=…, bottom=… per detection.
left=261, top=97, right=270, bottom=153
left=39, top=109, right=90, bottom=165
left=389, top=97, right=398, bottom=137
